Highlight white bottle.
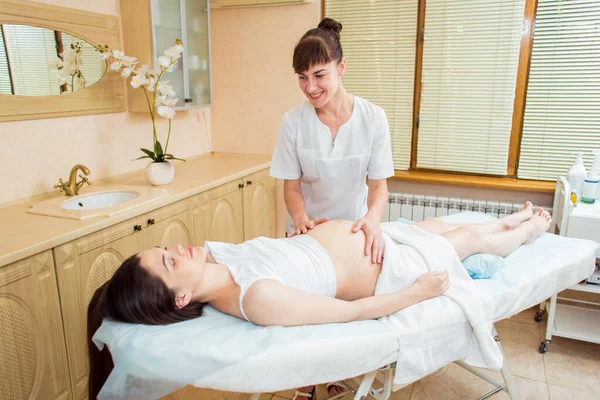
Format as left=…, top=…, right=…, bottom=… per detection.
left=581, top=167, right=598, bottom=204
left=591, top=150, right=600, bottom=200
left=567, top=152, right=587, bottom=199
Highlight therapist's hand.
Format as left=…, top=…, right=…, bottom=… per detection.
left=352, top=216, right=384, bottom=264
left=287, top=217, right=329, bottom=238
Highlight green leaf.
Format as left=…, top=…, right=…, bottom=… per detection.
left=133, top=155, right=152, bottom=161
left=154, top=141, right=164, bottom=158
left=164, top=155, right=186, bottom=162
left=140, top=148, right=155, bottom=159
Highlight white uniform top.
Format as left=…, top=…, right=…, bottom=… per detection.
left=270, top=96, right=394, bottom=232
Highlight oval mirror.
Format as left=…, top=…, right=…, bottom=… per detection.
left=0, top=24, right=106, bottom=96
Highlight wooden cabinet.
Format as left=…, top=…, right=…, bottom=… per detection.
left=0, top=251, right=72, bottom=400
left=192, top=179, right=245, bottom=245
left=243, top=169, right=277, bottom=241
left=191, top=169, right=278, bottom=245
left=54, top=199, right=193, bottom=399
left=54, top=219, right=140, bottom=399
left=120, top=0, right=212, bottom=111
left=140, top=200, right=194, bottom=249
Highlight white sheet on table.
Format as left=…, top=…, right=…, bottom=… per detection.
left=93, top=212, right=599, bottom=398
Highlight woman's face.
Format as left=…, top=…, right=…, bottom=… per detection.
left=297, top=59, right=345, bottom=108
left=139, top=244, right=207, bottom=300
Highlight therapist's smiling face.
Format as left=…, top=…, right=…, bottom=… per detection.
left=298, top=60, right=346, bottom=108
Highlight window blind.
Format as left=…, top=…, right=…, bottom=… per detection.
left=518, top=0, right=600, bottom=180
left=0, top=26, right=13, bottom=95
left=2, top=25, right=61, bottom=96
left=325, top=0, right=418, bottom=170
left=417, top=0, right=525, bottom=175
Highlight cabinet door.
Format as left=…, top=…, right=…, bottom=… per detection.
left=192, top=179, right=244, bottom=245
left=141, top=199, right=194, bottom=249
left=0, top=251, right=72, bottom=400
left=54, top=220, right=141, bottom=400
left=151, top=0, right=185, bottom=99
left=243, top=170, right=277, bottom=240
left=184, top=0, right=211, bottom=106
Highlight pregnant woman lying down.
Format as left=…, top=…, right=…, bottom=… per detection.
left=87, top=202, right=551, bottom=397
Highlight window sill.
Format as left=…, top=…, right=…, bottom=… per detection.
left=391, top=170, right=555, bottom=194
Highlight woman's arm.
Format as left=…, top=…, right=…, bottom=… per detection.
left=352, top=178, right=389, bottom=263
left=243, top=272, right=448, bottom=326
left=284, top=179, right=328, bottom=236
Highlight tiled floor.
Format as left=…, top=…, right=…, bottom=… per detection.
left=162, top=307, right=600, bottom=400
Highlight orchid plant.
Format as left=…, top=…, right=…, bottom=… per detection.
left=98, top=40, right=185, bottom=163
left=53, top=42, right=86, bottom=92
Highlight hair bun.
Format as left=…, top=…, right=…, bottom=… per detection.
left=318, top=18, right=342, bottom=36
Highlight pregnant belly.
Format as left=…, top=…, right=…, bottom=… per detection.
left=306, top=220, right=382, bottom=300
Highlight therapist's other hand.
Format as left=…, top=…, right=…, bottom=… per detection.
left=415, top=271, right=450, bottom=301
left=288, top=217, right=329, bottom=238
left=352, top=216, right=384, bottom=264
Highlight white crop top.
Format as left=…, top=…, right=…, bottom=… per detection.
left=204, top=235, right=337, bottom=322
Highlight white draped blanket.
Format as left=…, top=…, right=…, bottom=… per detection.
left=377, top=222, right=502, bottom=385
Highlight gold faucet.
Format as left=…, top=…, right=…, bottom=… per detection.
left=54, top=164, right=91, bottom=196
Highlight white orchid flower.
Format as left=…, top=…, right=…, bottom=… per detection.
left=112, top=50, right=124, bottom=60
left=161, top=97, right=179, bottom=107
left=158, top=56, right=171, bottom=69
left=101, top=51, right=111, bottom=61
left=131, top=73, right=149, bottom=88
left=164, top=43, right=184, bottom=59
left=121, top=65, right=135, bottom=78
left=121, top=55, right=138, bottom=66
left=157, top=105, right=176, bottom=119
left=76, top=56, right=84, bottom=67
left=157, top=82, right=176, bottom=98
left=58, top=76, right=67, bottom=85
left=110, top=61, right=122, bottom=71
left=137, top=64, right=150, bottom=75
left=51, top=58, right=63, bottom=68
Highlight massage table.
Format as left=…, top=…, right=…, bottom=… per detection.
left=93, top=212, right=599, bottom=400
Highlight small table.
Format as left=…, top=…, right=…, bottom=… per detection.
left=536, top=177, right=600, bottom=353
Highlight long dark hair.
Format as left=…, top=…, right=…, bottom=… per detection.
left=293, top=17, right=343, bottom=73
left=87, top=253, right=205, bottom=399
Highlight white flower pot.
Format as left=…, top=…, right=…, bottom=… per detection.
left=146, top=161, right=175, bottom=186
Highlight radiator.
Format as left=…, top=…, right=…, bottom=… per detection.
left=382, top=193, right=552, bottom=223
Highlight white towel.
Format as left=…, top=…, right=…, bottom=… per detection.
left=377, top=222, right=503, bottom=385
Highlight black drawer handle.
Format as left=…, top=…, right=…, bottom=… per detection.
left=238, top=183, right=244, bottom=189
left=133, top=224, right=142, bottom=232
left=147, top=218, right=155, bottom=226
left=247, top=180, right=252, bottom=185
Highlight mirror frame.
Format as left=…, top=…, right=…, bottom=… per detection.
left=0, top=0, right=124, bottom=122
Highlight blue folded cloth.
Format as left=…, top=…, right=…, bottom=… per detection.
left=394, top=217, right=504, bottom=279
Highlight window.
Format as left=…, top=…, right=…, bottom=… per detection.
left=325, top=0, right=418, bottom=170
left=518, top=0, right=600, bottom=180
left=417, top=0, right=524, bottom=175
left=325, top=0, right=600, bottom=183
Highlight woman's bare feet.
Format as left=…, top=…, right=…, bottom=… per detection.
left=524, top=208, right=551, bottom=244
left=498, top=201, right=534, bottom=230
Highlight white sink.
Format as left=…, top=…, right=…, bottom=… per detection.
left=61, top=191, right=140, bottom=210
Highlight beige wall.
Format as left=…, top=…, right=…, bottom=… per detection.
left=0, top=0, right=211, bottom=205
left=210, top=1, right=321, bottom=155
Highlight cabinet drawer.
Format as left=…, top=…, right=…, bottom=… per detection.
left=141, top=198, right=191, bottom=228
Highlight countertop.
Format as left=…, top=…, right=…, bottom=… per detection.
left=0, top=152, right=271, bottom=268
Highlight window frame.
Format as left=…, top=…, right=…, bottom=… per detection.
left=323, top=0, right=554, bottom=192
